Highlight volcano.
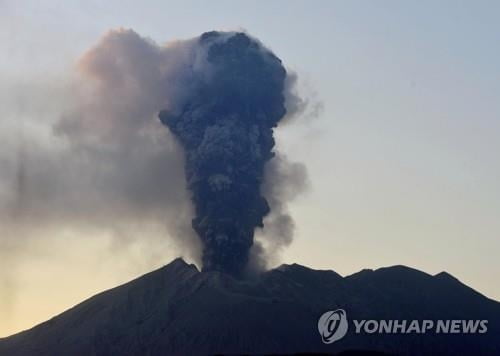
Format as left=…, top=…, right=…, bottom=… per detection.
left=0, top=258, right=499, bottom=355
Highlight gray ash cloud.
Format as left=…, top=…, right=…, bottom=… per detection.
left=0, top=29, right=309, bottom=284
left=159, top=31, right=289, bottom=276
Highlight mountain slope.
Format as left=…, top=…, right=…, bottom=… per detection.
left=0, top=259, right=498, bottom=355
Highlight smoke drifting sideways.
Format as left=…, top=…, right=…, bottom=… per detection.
left=1, top=29, right=310, bottom=280
left=1, top=29, right=200, bottom=272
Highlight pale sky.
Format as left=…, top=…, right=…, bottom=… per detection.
left=1, top=0, right=499, bottom=337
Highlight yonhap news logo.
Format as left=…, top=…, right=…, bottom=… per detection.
left=318, top=309, right=349, bottom=344
left=317, top=309, right=488, bottom=344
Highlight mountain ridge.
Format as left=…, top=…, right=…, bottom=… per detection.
left=1, top=258, right=498, bottom=355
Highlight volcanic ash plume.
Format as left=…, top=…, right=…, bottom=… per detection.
left=159, top=31, right=287, bottom=276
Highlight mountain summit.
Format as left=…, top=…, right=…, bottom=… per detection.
left=1, top=258, right=498, bottom=355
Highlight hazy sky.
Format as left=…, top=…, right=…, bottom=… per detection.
left=1, top=0, right=499, bottom=337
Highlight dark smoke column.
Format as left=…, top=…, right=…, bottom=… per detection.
left=159, top=31, right=286, bottom=276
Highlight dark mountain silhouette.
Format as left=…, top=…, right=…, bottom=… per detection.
left=0, top=258, right=498, bottom=355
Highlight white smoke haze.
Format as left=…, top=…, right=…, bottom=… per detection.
left=284, top=70, right=324, bottom=123
left=250, top=154, right=309, bottom=271
left=2, top=29, right=204, bottom=257
left=0, top=28, right=313, bottom=331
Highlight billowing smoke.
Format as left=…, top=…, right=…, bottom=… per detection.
left=1, top=29, right=309, bottom=283
left=159, top=31, right=289, bottom=276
